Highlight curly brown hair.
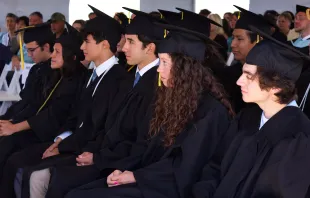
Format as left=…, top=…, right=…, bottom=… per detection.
left=149, top=52, right=235, bottom=147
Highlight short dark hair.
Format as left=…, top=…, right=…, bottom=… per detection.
left=83, top=32, right=117, bottom=53
left=245, top=30, right=258, bottom=44
left=199, top=9, right=211, bottom=16
left=6, top=13, right=17, bottom=21
left=256, top=66, right=297, bottom=104
left=137, top=34, right=158, bottom=57
left=264, top=10, right=279, bottom=18
left=88, top=12, right=96, bottom=17
left=222, top=19, right=232, bottom=37
left=17, top=16, right=29, bottom=26
left=73, top=20, right=86, bottom=29
left=30, top=11, right=43, bottom=19
left=149, top=11, right=161, bottom=19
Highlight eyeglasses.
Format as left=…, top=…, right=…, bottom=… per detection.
left=27, top=46, right=40, bottom=53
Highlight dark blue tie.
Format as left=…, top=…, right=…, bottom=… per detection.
left=133, top=72, right=141, bottom=87
left=91, top=69, right=97, bottom=82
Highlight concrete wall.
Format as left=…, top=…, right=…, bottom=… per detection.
left=140, top=0, right=194, bottom=13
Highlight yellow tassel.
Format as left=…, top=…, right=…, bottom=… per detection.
left=36, top=77, right=63, bottom=115
left=128, top=11, right=131, bottom=24
left=160, top=13, right=163, bottom=19
left=256, top=35, right=260, bottom=43
left=18, top=32, right=24, bottom=70
left=181, top=12, right=184, bottom=20
left=158, top=73, right=162, bottom=87
left=307, top=8, right=310, bottom=20
left=127, top=65, right=135, bottom=72
left=164, top=29, right=167, bottom=38
left=238, top=12, right=241, bottom=19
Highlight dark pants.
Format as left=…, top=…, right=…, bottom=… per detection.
left=45, top=165, right=102, bottom=198
left=0, top=142, right=51, bottom=198
left=65, top=180, right=143, bottom=198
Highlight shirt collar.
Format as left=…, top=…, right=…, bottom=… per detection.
left=136, top=58, right=159, bottom=77
left=94, top=56, right=118, bottom=76
left=300, top=34, right=310, bottom=41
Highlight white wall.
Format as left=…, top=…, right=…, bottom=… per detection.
left=195, top=0, right=249, bottom=17
left=140, top=0, right=193, bottom=13
left=249, top=0, right=310, bottom=14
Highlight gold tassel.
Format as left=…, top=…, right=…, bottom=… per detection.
left=160, top=13, right=163, bottom=19
left=128, top=11, right=131, bottom=24
left=127, top=65, right=135, bottom=72
left=307, top=8, right=310, bottom=20
left=181, top=12, right=184, bottom=20
left=256, top=35, right=260, bottom=43
left=238, top=12, right=241, bottom=19
left=158, top=73, right=162, bottom=87
left=36, top=77, right=63, bottom=115
left=18, top=32, right=24, bottom=70
left=164, top=29, right=167, bottom=38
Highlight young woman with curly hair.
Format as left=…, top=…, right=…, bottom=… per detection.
left=65, top=23, right=235, bottom=198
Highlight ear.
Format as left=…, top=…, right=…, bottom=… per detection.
left=43, top=43, right=50, bottom=51
left=270, top=87, right=281, bottom=95
left=146, top=43, right=156, bottom=54
left=102, top=40, right=111, bottom=50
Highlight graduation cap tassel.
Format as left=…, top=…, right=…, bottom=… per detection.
left=164, top=29, right=167, bottom=38
left=256, top=35, right=260, bottom=43
left=307, top=8, right=310, bottom=20
left=128, top=12, right=131, bottom=24
left=238, top=12, right=241, bottom=19
left=158, top=73, right=162, bottom=87
left=181, top=12, right=184, bottom=20
left=160, top=13, right=163, bottom=19
left=18, top=32, right=25, bottom=70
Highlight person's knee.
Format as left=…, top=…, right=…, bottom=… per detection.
left=30, top=168, right=50, bottom=189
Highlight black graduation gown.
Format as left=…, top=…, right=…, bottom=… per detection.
left=57, top=64, right=130, bottom=154
left=20, top=66, right=158, bottom=198
left=3, top=64, right=129, bottom=198
left=0, top=59, right=52, bottom=121
left=296, top=66, right=310, bottom=118
left=0, top=65, right=87, bottom=195
left=65, top=92, right=232, bottom=198
left=192, top=105, right=310, bottom=198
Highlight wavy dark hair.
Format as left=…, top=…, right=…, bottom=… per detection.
left=149, top=53, right=235, bottom=147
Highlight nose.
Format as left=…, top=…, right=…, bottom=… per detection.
left=80, top=42, right=86, bottom=50
left=236, top=74, right=245, bottom=87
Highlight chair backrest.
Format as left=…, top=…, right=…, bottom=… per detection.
left=0, top=69, right=9, bottom=91
left=7, top=70, right=21, bottom=94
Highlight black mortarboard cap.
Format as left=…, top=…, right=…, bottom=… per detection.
left=15, top=23, right=54, bottom=45
left=84, top=5, right=122, bottom=49
left=122, top=7, right=166, bottom=41
left=155, top=22, right=214, bottom=61
left=175, top=7, right=222, bottom=37
left=115, top=12, right=129, bottom=33
left=246, top=25, right=310, bottom=81
left=296, top=4, right=310, bottom=13
left=158, top=9, right=181, bottom=25
left=55, top=22, right=85, bottom=61
left=234, top=5, right=272, bottom=34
